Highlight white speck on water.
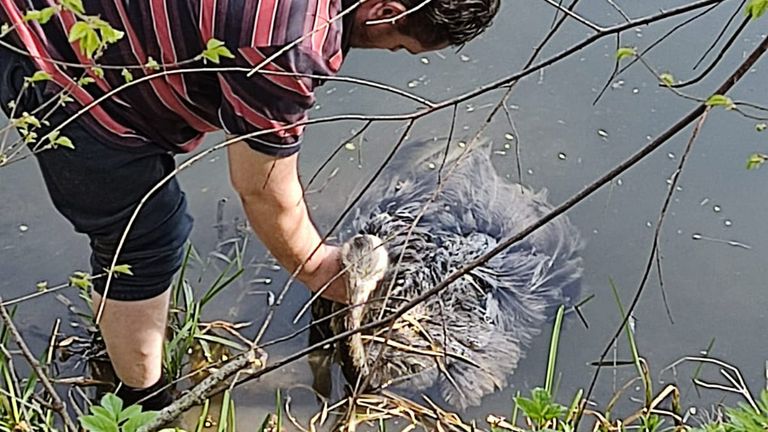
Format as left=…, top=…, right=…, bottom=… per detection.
left=677, top=229, right=683, bottom=235
left=466, top=104, right=475, bottom=113
left=459, top=54, right=470, bottom=62
left=611, top=79, right=624, bottom=89
left=557, top=152, right=567, bottom=160
left=270, top=265, right=281, bottom=271
left=508, top=104, right=519, bottom=110
left=597, top=129, right=608, bottom=139
left=18, top=224, right=28, bottom=232
left=646, top=135, right=652, bottom=141
left=724, top=219, right=733, bottom=227
left=494, top=150, right=507, bottom=156
left=632, top=88, right=640, bottom=94
left=250, top=277, right=272, bottom=285
left=457, top=141, right=466, bottom=148
left=700, top=197, right=710, bottom=206
left=314, top=104, right=322, bottom=110
left=692, top=233, right=702, bottom=240
left=527, top=168, right=535, bottom=175
left=344, top=142, right=356, bottom=151
left=504, top=143, right=512, bottom=149
left=713, top=205, right=721, bottom=213
left=666, top=178, right=673, bottom=185
left=325, top=87, right=337, bottom=95
left=462, top=125, right=470, bottom=131
left=593, top=229, right=599, bottom=234
left=420, top=57, right=429, bottom=64
left=407, top=80, right=419, bottom=88
left=427, top=162, right=437, bottom=170
left=504, top=133, right=515, bottom=141
left=676, top=185, right=683, bottom=191
left=616, top=178, right=623, bottom=186
left=646, top=221, right=653, bottom=228
left=668, top=152, right=676, bottom=159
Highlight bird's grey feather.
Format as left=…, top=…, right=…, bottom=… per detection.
left=336, top=139, right=584, bottom=409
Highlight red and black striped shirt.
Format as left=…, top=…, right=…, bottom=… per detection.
left=0, top=0, right=352, bottom=155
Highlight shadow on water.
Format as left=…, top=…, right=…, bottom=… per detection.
left=1, top=0, right=768, bottom=429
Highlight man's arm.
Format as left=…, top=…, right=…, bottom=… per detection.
left=227, top=140, right=347, bottom=303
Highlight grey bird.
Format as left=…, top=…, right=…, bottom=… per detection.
left=327, top=138, right=584, bottom=409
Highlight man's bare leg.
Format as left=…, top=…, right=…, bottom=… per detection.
left=92, top=290, right=170, bottom=388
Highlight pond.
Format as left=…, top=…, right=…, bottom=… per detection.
left=1, top=0, right=767, bottom=429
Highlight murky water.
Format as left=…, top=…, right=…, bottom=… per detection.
left=2, top=0, right=768, bottom=429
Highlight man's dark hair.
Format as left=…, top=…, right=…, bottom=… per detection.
left=398, top=0, right=500, bottom=47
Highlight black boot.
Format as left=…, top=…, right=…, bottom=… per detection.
left=115, top=375, right=175, bottom=411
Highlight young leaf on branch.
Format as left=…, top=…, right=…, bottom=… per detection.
left=745, top=0, right=768, bottom=19
left=23, top=6, right=58, bottom=24
left=705, top=94, right=736, bottom=110
left=200, top=38, right=235, bottom=64
left=746, top=153, right=767, bottom=170
left=616, top=47, right=637, bottom=61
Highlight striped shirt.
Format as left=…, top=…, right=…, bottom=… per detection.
left=0, top=0, right=352, bottom=156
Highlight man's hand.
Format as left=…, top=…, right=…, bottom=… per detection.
left=302, top=244, right=348, bottom=304
left=227, top=140, right=348, bottom=304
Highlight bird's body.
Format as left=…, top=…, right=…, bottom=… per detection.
left=330, top=139, right=584, bottom=409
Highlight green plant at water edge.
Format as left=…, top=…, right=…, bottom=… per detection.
left=80, top=393, right=158, bottom=432
left=514, top=388, right=567, bottom=430
left=163, top=244, right=245, bottom=381
left=691, top=389, right=768, bottom=432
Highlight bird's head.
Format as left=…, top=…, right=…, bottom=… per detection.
left=341, top=234, right=389, bottom=305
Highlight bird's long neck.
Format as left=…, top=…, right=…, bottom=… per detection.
left=347, top=278, right=376, bottom=376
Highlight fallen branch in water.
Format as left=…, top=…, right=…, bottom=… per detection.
left=137, top=346, right=267, bottom=432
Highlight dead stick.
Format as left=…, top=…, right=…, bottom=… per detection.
left=0, top=300, right=78, bottom=432
left=137, top=347, right=267, bottom=432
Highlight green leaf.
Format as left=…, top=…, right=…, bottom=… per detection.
left=80, top=414, right=118, bottom=432
left=78, top=76, right=96, bottom=86
left=201, top=38, right=234, bottom=64
left=52, top=135, right=74, bottom=149
left=69, top=272, right=93, bottom=290
left=746, top=153, right=767, bottom=170
left=111, top=264, right=134, bottom=276
left=61, top=0, right=85, bottom=14
left=121, top=68, right=134, bottom=83
left=100, top=393, right=124, bottom=418
left=27, top=71, right=52, bottom=83
left=145, top=56, right=161, bottom=71
left=756, top=123, right=766, bottom=132
left=705, top=94, right=735, bottom=110
left=117, top=404, right=142, bottom=423
left=746, top=0, right=768, bottom=19
left=122, top=411, right=158, bottom=432
left=659, top=72, right=675, bottom=86
left=616, top=47, right=636, bottom=61
left=67, top=21, right=90, bottom=43
left=1, top=23, right=11, bottom=37
left=89, top=405, right=114, bottom=421
left=91, top=67, right=104, bottom=79
left=24, top=7, right=57, bottom=24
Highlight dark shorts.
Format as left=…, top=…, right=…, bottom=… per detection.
left=0, top=47, right=193, bottom=301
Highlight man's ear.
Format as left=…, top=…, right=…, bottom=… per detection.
left=366, top=0, right=408, bottom=23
